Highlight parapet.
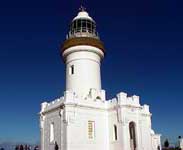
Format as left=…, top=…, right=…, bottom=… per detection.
left=40, top=89, right=107, bottom=113
left=106, top=98, right=118, bottom=108
left=40, top=97, right=64, bottom=113
left=117, top=92, right=140, bottom=107
left=106, top=92, right=141, bottom=109
left=142, top=104, right=150, bottom=112
left=40, top=90, right=150, bottom=113
left=88, top=88, right=106, bottom=101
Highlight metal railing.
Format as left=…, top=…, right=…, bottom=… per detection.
left=66, top=27, right=99, bottom=39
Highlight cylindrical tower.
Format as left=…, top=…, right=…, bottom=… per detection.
left=61, top=8, right=105, bottom=98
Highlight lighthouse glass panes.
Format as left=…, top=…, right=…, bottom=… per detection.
left=70, top=19, right=96, bottom=34
left=69, top=19, right=98, bottom=38
left=88, top=121, right=95, bottom=139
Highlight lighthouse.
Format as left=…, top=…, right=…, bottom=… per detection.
left=40, top=7, right=161, bottom=150
left=61, top=7, right=105, bottom=98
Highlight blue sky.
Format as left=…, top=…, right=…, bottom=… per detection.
left=0, top=0, right=183, bottom=144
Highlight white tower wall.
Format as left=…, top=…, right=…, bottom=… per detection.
left=63, top=45, right=104, bottom=97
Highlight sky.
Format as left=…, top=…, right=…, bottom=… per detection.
left=0, top=0, right=183, bottom=145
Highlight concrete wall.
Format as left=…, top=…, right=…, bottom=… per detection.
left=65, top=105, right=109, bottom=150
left=40, top=108, right=67, bottom=150
left=40, top=91, right=161, bottom=150
left=63, top=45, right=104, bottom=98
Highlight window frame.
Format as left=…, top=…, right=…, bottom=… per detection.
left=88, top=120, right=95, bottom=140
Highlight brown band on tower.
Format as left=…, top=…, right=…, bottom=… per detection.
left=61, top=37, right=105, bottom=53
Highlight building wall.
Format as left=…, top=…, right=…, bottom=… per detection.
left=151, top=134, right=161, bottom=150
left=180, top=139, right=183, bottom=149
left=41, top=109, right=66, bottom=150
left=40, top=91, right=161, bottom=150
left=107, top=110, right=123, bottom=150
left=107, top=107, right=154, bottom=150
left=65, top=105, right=109, bottom=150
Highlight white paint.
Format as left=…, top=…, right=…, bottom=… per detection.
left=73, top=11, right=94, bottom=21
left=40, top=92, right=161, bottom=150
left=180, top=138, right=183, bottom=149
left=40, top=9, right=161, bottom=150
left=63, top=45, right=104, bottom=98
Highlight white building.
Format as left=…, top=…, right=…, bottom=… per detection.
left=179, top=138, right=183, bottom=150
left=40, top=7, right=161, bottom=150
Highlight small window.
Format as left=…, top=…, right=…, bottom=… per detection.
left=113, top=125, right=118, bottom=141
left=88, top=121, right=95, bottom=139
left=50, top=123, right=54, bottom=143
left=69, top=65, right=74, bottom=75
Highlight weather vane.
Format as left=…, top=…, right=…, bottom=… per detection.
left=79, top=0, right=86, bottom=11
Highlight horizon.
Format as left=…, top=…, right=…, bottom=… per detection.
left=0, top=0, right=183, bottom=145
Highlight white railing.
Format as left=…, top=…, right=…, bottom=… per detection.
left=66, top=28, right=99, bottom=39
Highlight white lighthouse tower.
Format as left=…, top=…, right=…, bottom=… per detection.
left=40, top=7, right=161, bottom=150
left=61, top=7, right=105, bottom=98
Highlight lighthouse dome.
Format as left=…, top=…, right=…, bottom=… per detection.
left=67, top=8, right=99, bottom=39
left=73, top=11, right=94, bottom=21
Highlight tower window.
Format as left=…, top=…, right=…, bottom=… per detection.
left=88, top=121, right=95, bottom=139
left=69, top=65, right=74, bottom=75
left=113, top=125, right=118, bottom=141
left=50, top=122, right=54, bottom=143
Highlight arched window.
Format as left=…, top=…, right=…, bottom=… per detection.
left=96, top=96, right=101, bottom=100
left=129, top=122, right=136, bottom=150
left=113, top=125, right=118, bottom=141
